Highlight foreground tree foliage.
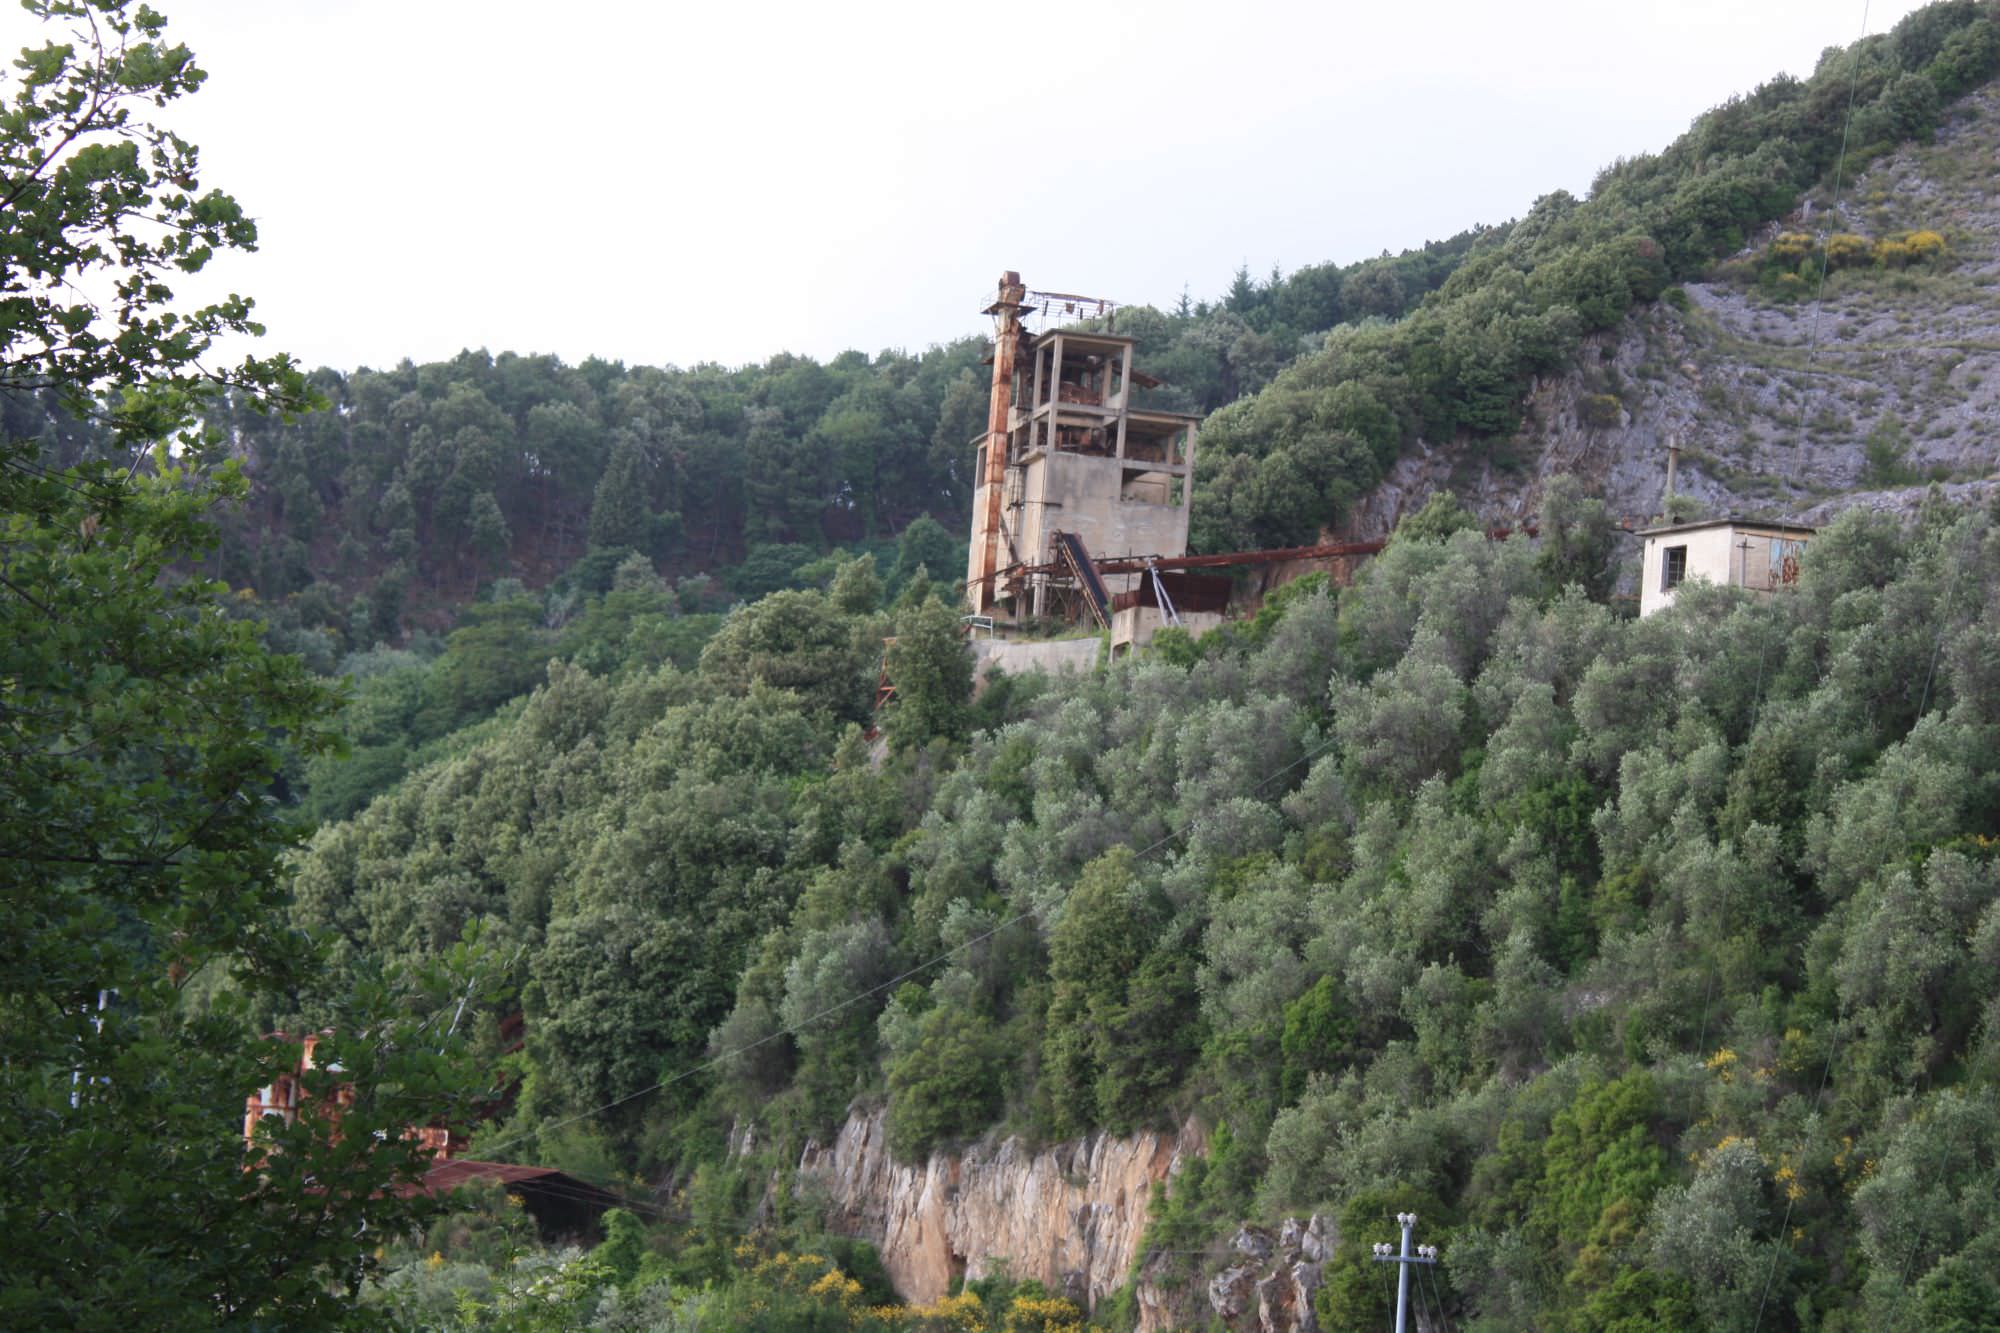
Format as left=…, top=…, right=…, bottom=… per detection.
left=1, top=3, right=485, bottom=1324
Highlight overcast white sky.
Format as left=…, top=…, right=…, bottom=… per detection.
left=7, top=0, right=1915, bottom=373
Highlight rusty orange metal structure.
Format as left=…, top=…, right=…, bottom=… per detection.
left=975, top=271, right=1027, bottom=613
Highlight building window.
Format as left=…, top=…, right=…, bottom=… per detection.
left=1661, top=544, right=1688, bottom=591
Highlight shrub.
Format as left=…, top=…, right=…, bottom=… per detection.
left=1904, top=228, right=1947, bottom=263
left=1769, top=231, right=1814, bottom=265
left=1825, top=233, right=1873, bottom=269
left=1580, top=393, right=1624, bottom=429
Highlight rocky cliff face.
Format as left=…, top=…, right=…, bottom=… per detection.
left=797, top=1107, right=1204, bottom=1314
left=1347, top=83, right=2000, bottom=542
left=1182, top=1218, right=1332, bottom=1333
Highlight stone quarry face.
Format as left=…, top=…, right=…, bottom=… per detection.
left=797, top=1105, right=1206, bottom=1314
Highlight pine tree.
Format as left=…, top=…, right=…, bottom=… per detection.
left=588, top=431, right=652, bottom=551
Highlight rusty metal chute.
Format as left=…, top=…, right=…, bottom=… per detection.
left=1053, top=530, right=1110, bottom=628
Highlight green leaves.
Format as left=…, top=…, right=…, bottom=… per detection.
left=2, top=1, right=304, bottom=443
left=0, top=452, right=499, bottom=1324
left=0, top=5, right=493, bottom=1321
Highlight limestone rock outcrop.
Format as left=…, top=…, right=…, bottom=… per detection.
left=797, top=1106, right=1204, bottom=1314
left=1195, top=1216, right=1330, bottom=1333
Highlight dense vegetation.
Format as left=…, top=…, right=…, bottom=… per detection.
left=0, top=3, right=488, bottom=1325
left=291, top=477, right=2000, bottom=1330
left=14, top=0, right=2000, bottom=1327
left=13, top=5, right=1990, bottom=649
left=0, top=215, right=1491, bottom=653
left=25, top=0, right=1976, bottom=666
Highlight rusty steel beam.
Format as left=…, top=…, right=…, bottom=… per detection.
left=976, top=271, right=1027, bottom=613
left=1111, top=539, right=1387, bottom=573
left=1001, top=539, right=1387, bottom=580
left=1000, top=525, right=1538, bottom=581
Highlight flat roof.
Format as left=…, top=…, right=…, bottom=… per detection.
left=1028, top=329, right=1133, bottom=349
left=1638, top=516, right=1817, bottom=538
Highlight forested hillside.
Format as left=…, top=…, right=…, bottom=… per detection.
left=1191, top=0, right=2000, bottom=551
left=245, top=5, right=2000, bottom=1330
left=0, top=222, right=1488, bottom=646
left=309, top=488, right=2000, bottom=1330
left=17, top=0, right=2000, bottom=1327
left=17, top=0, right=1979, bottom=660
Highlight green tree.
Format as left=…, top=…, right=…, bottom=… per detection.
left=884, top=594, right=973, bottom=746
left=1279, top=974, right=1355, bottom=1102
left=1530, top=1071, right=1675, bottom=1304
left=0, top=1, right=305, bottom=432
left=590, top=1207, right=649, bottom=1288
left=733, top=540, right=816, bottom=599
left=1396, top=489, right=1480, bottom=543
left=0, top=8, right=484, bottom=1320
left=1040, top=847, right=1196, bottom=1135
left=890, top=514, right=960, bottom=594
left=885, top=1002, right=1008, bottom=1159
left=587, top=430, right=653, bottom=550
left=1535, top=474, right=1618, bottom=599
left=422, top=594, right=556, bottom=731
left=698, top=588, right=869, bottom=722
left=829, top=552, right=883, bottom=614
left=469, top=488, right=510, bottom=567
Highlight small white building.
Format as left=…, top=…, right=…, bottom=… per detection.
left=1638, top=517, right=1815, bottom=617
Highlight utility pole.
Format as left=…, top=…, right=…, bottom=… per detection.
left=1371, top=1211, right=1439, bottom=1333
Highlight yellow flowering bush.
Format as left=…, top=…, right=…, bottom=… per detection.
left=1002, top=1293, right=1085, bottom=1332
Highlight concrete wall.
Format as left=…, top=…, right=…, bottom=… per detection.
left=1022, top=453, right=1188, bottom=563
left=971, top=636, right=1101, bottom=686
left=1641, top=525, right=1736, bottom=615
left=1110, top=607, right=1225, bottom=656
left=1640, top=524, right=1811, bottom=615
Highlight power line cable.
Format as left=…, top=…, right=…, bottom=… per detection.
left=1423, top=1260, right=1456, bottom=1333
left=1412, top=1254, right=1445, bottom=1333
left=1891, top=1219, right=1930, bottom=1314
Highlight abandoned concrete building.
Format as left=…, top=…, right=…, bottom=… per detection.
left=964, top=273, right=1219, bottom=651
left=1637, top=517, right=1815, bottom=617
left=955, top=272, right=1399, bottom=667
left=960, top=268, right=1240, bottom=652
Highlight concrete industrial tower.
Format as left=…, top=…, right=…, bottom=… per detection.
left=965, top=272, right=1203, bottom=625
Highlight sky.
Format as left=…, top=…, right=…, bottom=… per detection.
left=6, top=0, right=1923, bottom=374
